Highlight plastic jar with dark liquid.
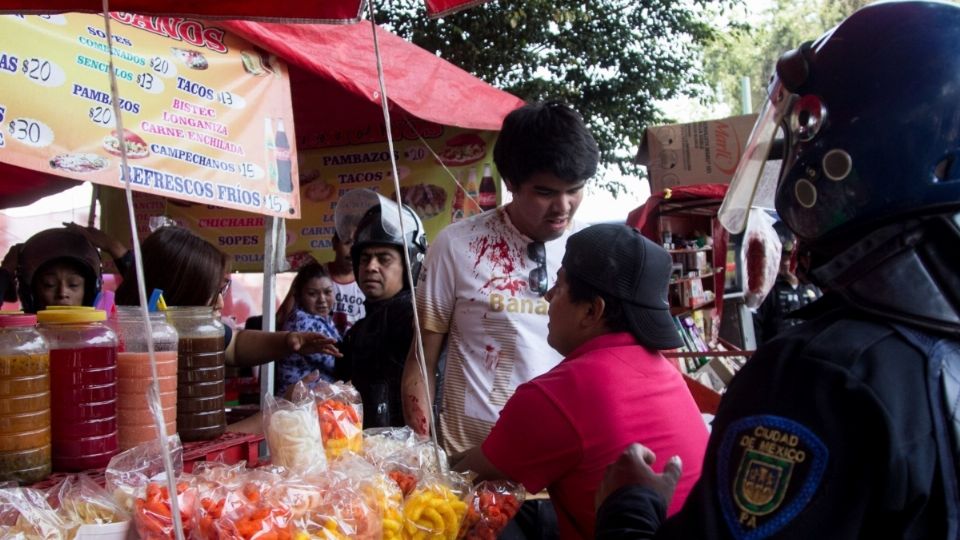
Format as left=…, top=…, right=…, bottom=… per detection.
left=0, top=313, right=50, bottom=483
left=37, top=306, right=118, bottom=472
left=165, top=307, right=225, bottom=442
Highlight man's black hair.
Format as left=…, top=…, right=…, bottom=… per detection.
left=565, top=271, right=629, bottom=333
left=493, top=100, right=599, bottom=187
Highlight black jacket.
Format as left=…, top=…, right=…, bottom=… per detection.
left=597, top=296, right=958, bottom=540
left=337, top=289, right=414, bottom=429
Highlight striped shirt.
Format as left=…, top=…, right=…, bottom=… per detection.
left=416, top=207, right=582, bottom=454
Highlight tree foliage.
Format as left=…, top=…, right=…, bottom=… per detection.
left=703, top=0, right=872, bottom=116
left=375, top=0, right=731, bottom=192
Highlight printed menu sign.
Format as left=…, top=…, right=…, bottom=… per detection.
left=0, top=13, right=300, bottom=218
left=100, top=128, right=502, bottom=272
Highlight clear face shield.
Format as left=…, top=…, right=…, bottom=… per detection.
left=719, top=78, right=795, bottom=234
left=334, top=188, right=422, bottom=245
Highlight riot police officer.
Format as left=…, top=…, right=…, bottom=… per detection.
left=595, top=2, right=960, bottom=538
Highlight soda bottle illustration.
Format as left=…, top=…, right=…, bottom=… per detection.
left=478, top=163, right=497, bottom=211
left=275, top=118, right=293, bottom=193
left=450, top=184, right=465, bottom=223
left=464, top=168, right=481, bottom=217
left=264, top=118, right=278, bottom=187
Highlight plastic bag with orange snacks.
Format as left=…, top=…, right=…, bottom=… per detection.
left=105, top=433, right=184, bottom=515
left=402, top=472, right=469, bottom=540
left=458, top=480, right=524, bottom=540
left=193, top=466, right=295, bottom=540
left=134, top=479, right=198, bottom=540
left=315, top=381, right=363, bottom=460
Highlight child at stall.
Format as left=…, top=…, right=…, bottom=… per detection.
left=275, top=262, right=341, bottom=395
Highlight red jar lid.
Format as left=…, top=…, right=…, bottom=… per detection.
left=0, top=313, right=37, bottom=327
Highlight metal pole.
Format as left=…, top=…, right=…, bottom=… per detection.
left=740, top=76, right=752, bottom=114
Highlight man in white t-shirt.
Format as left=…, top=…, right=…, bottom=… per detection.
left=402, top=101, right=600, bottom=456
left=327, top=231, right=365, bottom=336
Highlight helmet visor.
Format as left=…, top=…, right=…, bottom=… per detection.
left=719, top=78, right=794, bottom=234
left=335, top=188, right=421, bottom=244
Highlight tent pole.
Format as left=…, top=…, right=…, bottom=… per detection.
left=87, top=184, right=99, bottom=228
left=260, top=215, right=280, bottom=401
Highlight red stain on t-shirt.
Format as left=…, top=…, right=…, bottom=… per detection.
left=482, top=276, right=527, bottom=296
left=471, top=235, right=517, bottom=274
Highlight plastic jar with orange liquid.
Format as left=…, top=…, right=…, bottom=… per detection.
left=37, top=306, right=118, bottom=472
left=0, top=313, right=50, bottom=483
left=112, top=306, right=179, bottom=450
left=165, top=306, right=225, bottom=442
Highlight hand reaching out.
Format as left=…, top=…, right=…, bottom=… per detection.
left=596, top=443, right=682, bottom=510
left=286, top=331, right=342, bottom=358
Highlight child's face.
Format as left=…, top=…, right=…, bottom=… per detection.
left=35, top=264, right=86, bottom=309
left=299, top=276, right=335, bottom=317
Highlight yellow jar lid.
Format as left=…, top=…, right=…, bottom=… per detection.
left=37, top=306, right=106, bottom=324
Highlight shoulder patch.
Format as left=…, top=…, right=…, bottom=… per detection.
left=717, top=415, right=828, bottom=540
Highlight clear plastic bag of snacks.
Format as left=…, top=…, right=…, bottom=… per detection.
left=0, top=486, right=67, bottom=539
left=44, top=473, right=129, bottom=537
left=193, top=466, right=294, bottom=540
left=263, top=385, right=327, bottom=474
left=402, top=472, right=469, bottom=540
left=132, top=478, right=198, bottom=540
left=105, top=434, right=184, bottom=515
left=315, top=381, right=363, bottom=460
left=458, top=480, right=525, bottom=540
left=362, top=426, right=421, bottom=466
left=287, top=456, right=381, bottom=540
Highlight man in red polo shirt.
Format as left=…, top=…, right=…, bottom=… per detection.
left=453, top=223, right=708, bottom=539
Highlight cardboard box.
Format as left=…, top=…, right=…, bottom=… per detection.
left=636, top=114, right=758, bottom=193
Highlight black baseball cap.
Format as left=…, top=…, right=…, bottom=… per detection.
left=562, top=224, right=683, bottom=350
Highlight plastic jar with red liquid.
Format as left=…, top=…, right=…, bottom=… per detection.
left=165, top=306, right=225, bottom=442
left=0, top=313, right=51, bottom=483
left=111, top=306, right=179, bottom=450
left=36, top=306, right=118, bottom=472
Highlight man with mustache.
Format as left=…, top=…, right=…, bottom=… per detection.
left=402, top=100, right=599, bottom=538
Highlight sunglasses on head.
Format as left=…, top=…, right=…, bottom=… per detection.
left=527, top=241, right=548, bottom=297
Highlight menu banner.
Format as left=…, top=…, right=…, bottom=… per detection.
left=100, top=127, right=502, bottom=272
left=0, top=13, right=300, bottom=218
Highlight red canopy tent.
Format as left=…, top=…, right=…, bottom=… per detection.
left=0, top=0, right=487, bottom=20
left=0, top=20, right=523, bottom=209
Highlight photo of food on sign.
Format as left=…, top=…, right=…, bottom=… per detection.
left=48, top=153, right=110, bottom=173
left=240, top=49, right=278, bottom=77
left=103, top=129, right=149, bottom=159
left=437, top=133, right=486, bottom=167
left=391, top=184, right=447, bottom=220
left=171, top=47, right=208, bottom=70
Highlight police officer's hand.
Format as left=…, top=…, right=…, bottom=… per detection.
left=287, top=331, right=342, bottom=358
left=595, top=443, right=682, bottom=510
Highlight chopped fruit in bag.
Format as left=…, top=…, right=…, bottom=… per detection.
left=388, top=470, right=418, bottom=497
left=134, top=481, right=197, bottom=540
left=314, top=381, right=364, bottom=460
left=459, top=481, right=524, bottom=540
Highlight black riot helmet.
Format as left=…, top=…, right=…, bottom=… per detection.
left=336, top=189, right=428, bottom=286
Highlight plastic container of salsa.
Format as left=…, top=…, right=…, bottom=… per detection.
left=37, top=307, right=118, bottom=472
left=0, top=313, right=51, bottom=484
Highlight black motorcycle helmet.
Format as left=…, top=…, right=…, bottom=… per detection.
left=350, top=203, right=428, bottom=288
left=16, top=228, right=102, bottom=313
